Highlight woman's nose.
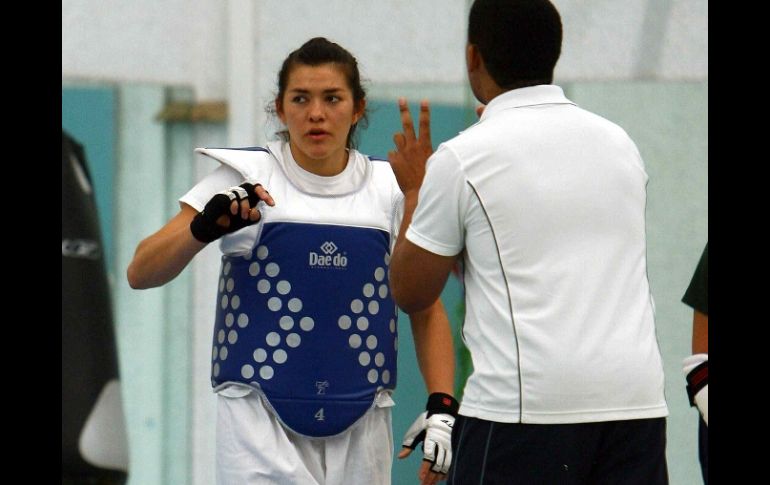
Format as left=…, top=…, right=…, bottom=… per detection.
left=308, top=99, right=324, bottom=121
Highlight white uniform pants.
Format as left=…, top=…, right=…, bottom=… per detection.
left=216, top=391, right=394, bottom=485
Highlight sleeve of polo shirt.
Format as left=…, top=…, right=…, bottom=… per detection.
left=682, top=243, right=708, bottom=316
left=406, top=144, right=468, bottom=257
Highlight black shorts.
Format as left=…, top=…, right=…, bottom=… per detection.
left=698, top=417, right=708, bottom=484
left=448, top=416, right=668, bottom=485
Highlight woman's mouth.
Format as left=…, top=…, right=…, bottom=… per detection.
left=307, top=129, right=329, bottom=140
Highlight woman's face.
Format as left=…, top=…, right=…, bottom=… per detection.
left=277, top=63, right=365, bottom=175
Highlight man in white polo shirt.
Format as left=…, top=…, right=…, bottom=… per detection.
left=388, top=0, right=669, bottom=483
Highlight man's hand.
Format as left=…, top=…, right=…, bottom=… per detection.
left=399, top=393, right=459, bottom=485
left=190, top=182, right=275, bottom=243
left=388, top=98, right=434, bottom=196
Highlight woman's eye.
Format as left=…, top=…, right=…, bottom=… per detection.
left=327, top=95, right=341, bottom=103
left=292, top=96, right=307, bottom=104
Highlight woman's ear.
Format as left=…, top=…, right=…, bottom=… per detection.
left=276, top=98, right=286, bottom=123
left=352, top=98, right=367, bottom=125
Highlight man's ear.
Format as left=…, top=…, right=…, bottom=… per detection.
left=466, top=43, right=482, bottom=73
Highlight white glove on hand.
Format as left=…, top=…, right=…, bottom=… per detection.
left=401, top=411, right=455, bottom=474
left=401, top=393, right=458, bottom=475
left=423, top=413, right=454, bottom=474
left=683, top=353, right=708, bottom=426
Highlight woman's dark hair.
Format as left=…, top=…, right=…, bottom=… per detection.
left=468, top=0, right=562, bottom=88
left=270, top=37, right=368, bottom=149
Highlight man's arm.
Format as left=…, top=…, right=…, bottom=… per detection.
left=391, top=196, right=458, bottom=313
left=388, top=98, right=458, bottom=313
left=692, top=310, right=708, bottom=354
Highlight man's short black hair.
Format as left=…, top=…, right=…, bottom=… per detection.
left=468, top=0, right=562, bottom=87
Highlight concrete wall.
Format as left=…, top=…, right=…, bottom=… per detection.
left=63, top=0, right=707, bottom=96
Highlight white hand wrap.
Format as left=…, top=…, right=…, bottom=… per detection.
left=683, top=353, right=708, bottom=426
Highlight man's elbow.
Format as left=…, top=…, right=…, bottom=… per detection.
left=391, top=282, right=433, bottom=314
left=126, top=263, right=149, bottom=290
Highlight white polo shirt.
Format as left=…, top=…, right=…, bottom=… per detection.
left=407, top=85, right=668, bottom=424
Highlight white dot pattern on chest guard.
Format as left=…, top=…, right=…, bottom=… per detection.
left=221, top=243, right=326, bottom=381
left=332, top=261, right=395, bottom=387
left=213, top=243, right=396, bottom=391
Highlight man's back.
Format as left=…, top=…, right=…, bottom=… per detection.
left=389, top=2, right=670, bottom=481
left=411, top=85, right=668, bottom=423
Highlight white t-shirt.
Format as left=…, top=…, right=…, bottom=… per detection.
left=407, top=85, right=668, bottom=424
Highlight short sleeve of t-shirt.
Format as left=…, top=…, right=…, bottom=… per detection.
left=179, top=165, right=243, bottom=212
left=682, top=242, right=708, bottom=315
left=405, top=145, right=469, bottom=257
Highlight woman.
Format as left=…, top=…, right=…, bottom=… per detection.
left=127, top=37, right=455, bottom=485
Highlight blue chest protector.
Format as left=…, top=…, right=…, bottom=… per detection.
left=212, top=221, right=398, bottom=437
